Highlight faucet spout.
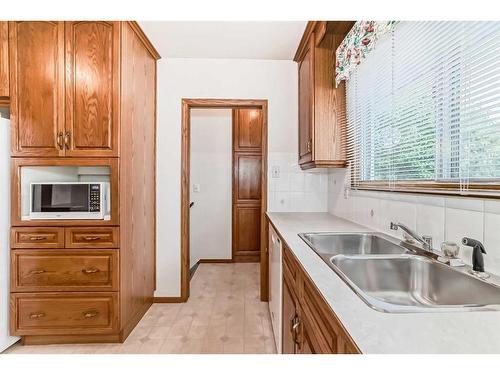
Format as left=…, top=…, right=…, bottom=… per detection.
left=390, top=222, right=432, bottom=251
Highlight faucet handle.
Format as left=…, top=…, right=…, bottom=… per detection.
left=422, top=235, right=433, bottom=250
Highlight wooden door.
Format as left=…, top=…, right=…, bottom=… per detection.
left=9, top=21, right=65, bottom=157
left=65, top=21, right=119, bottom=157
left=298, top=34, right=314, bottom=165
left=232, top=108, right=263, bottom=262
left=0, top=22, right=8, bottom=100
left=282, top=276, right=298, bottom=354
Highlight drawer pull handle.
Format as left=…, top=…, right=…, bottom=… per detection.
left=82, top=268, right=100, bottom=274
left=29, top=312, right=46, bottom=319
left=29, top=269, right=47, bottom=275
left=83, top=236, right=101, bottom=241
left=29, top=236, right=48, bottom=241
left=83, top=311, right=99, bottom=319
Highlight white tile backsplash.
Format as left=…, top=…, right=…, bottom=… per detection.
left=327, top=168, right=500, bottom=275
left=268, top=152, right=328, bottom=212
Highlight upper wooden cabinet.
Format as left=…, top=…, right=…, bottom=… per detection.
left=9, top=21, right=120, bottom=157
left=0, top=21, right=9, bottom=102
left=9, top=21, right=65, bottom=157
left=65, top=21, right=119, bottom=156
left=295, top=21, right=354, bottom=170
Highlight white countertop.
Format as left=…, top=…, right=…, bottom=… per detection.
left=267, top=212, right=500, bottom=354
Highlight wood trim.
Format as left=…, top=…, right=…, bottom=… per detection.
left=0, top=21, right=8, bottom=99
left=353, top=181, right=500, bottom=199
left=300, top=160, right=347, bottom=170
left=126, top=21, right=161, bottom=60
left=153, top=296, right=188, bottom=303
left=181, top=98, right=268, bottom=303
left=198, top=259, right=233, bottom=264
left=22, top=333, right=121, bottom=345
left=294, top=22, right=317, bottom=62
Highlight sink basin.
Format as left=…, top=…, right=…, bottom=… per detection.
left=299, top=232, right=500, bottom=313
left=331, top=254, right=500, bottom=313
left=299, top=232, right=408, bottom=257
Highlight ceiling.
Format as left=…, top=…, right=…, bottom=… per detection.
left=138, top=21, right=307, bottom=60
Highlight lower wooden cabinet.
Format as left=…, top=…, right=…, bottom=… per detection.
left=10, top=292, right=119, bottom=336
left=11, top=249, right=118, bottom=292
left=282, top=245, right=361, bottom=354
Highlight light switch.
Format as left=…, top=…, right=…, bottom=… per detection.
left=193, top=184, right=200, bottom=193
left=271, top=165, right=280, bottom=178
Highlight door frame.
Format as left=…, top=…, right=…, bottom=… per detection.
left=180, top=98, right=268, bottom=302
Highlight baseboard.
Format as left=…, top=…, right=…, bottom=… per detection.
left=198, top=258, right=232, bottom=263
left=153, top=296, right=187, bottom=303
left=21, top=334, right=121, bottom=345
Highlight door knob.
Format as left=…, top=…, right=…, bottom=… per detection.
left=189, top=202, right=195, bottom=208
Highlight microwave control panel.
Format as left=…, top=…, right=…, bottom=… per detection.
left=89, top=184, right=101, bottom=212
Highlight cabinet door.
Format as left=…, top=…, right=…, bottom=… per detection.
left=65, top=21, right=119, bottom=157
left=0, top=21, right=8, bottom=99
left=298, top=34, right=314, bottom=165
left=282, top=276, right=298, bottom=354
left=9, top=21, right=65, bottom=157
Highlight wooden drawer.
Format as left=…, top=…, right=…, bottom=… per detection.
left=65, top=227, right=119, bottom=248
left=11, top=249, right=118, bottom=292
left=11, top=227, right=64, bottom=249
left=10, top=292, right=119, bottom=336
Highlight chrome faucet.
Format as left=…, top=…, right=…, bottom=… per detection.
left=390, top=222, right=433, bottom=251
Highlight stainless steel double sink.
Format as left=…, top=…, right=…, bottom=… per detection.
left=299, top=233, right=500, bottom=313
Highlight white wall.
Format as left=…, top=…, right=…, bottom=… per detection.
left=155, top=58, right=329, bottom=297
left=328, top=169, right=500, bottom=277
left=190, top=108, right=232, bottom=267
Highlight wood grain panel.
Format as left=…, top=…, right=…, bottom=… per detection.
left=298, top=34, right=313, bottom=164
left=282, top=274, right=299, bottom=354
left=11, top=292, right=119, bottom=336
left=11, top=249, right=118, bottom=292
left=65, top=21, right=119, bottom=156
left=65, top=227, right=119, bottom=248
left=119, top=21, right=157, bottom=335
left=234, top=154, right=262, bottom=202
left=9, top=21, right=64, bottom=157
left=233, top=108, right=262, bottom=152
left=232, top=206, right=260, bottom=261
left=11, top=227, right=64, bottom=248
left=0, top=21, right=8, bottom=98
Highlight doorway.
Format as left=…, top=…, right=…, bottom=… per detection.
left=180, top=99, right=268, bottom=301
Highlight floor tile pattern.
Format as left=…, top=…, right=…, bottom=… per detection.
left=4, top=263, right=276, bottom=354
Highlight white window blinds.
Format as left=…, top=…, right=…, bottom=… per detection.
left=346, top=21, right=500, bottom=195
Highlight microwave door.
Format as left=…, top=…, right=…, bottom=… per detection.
left=30, top=183, right=103, bottom=220
left=33, top=184, right=89, bottom=213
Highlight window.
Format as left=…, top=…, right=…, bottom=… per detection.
left=346, top=21, right=500, bottom=196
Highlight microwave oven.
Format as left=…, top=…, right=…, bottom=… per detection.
left=29, top=182, right=109, bottom=220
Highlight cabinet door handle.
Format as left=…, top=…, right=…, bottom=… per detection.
left=83, top=236, right=101, bottom=241
left=29, top=236, right=48, bottom=241
left=306, top=140, right=312, bottom=153
left=29, top=312, right=46, bottom=319
left=56, top=131, right=64, bottom=150
left=82, top=267, right=100, bottom=274
left=292, top=315, right=301, bottom=352
left=29, top=269, right=47, bottom=275
left=64, top=131, right=71, bottom=150
left=83, top=311, right=99, bottom=319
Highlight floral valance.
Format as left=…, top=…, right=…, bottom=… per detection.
left=335, top=21, right=398, bottom=86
